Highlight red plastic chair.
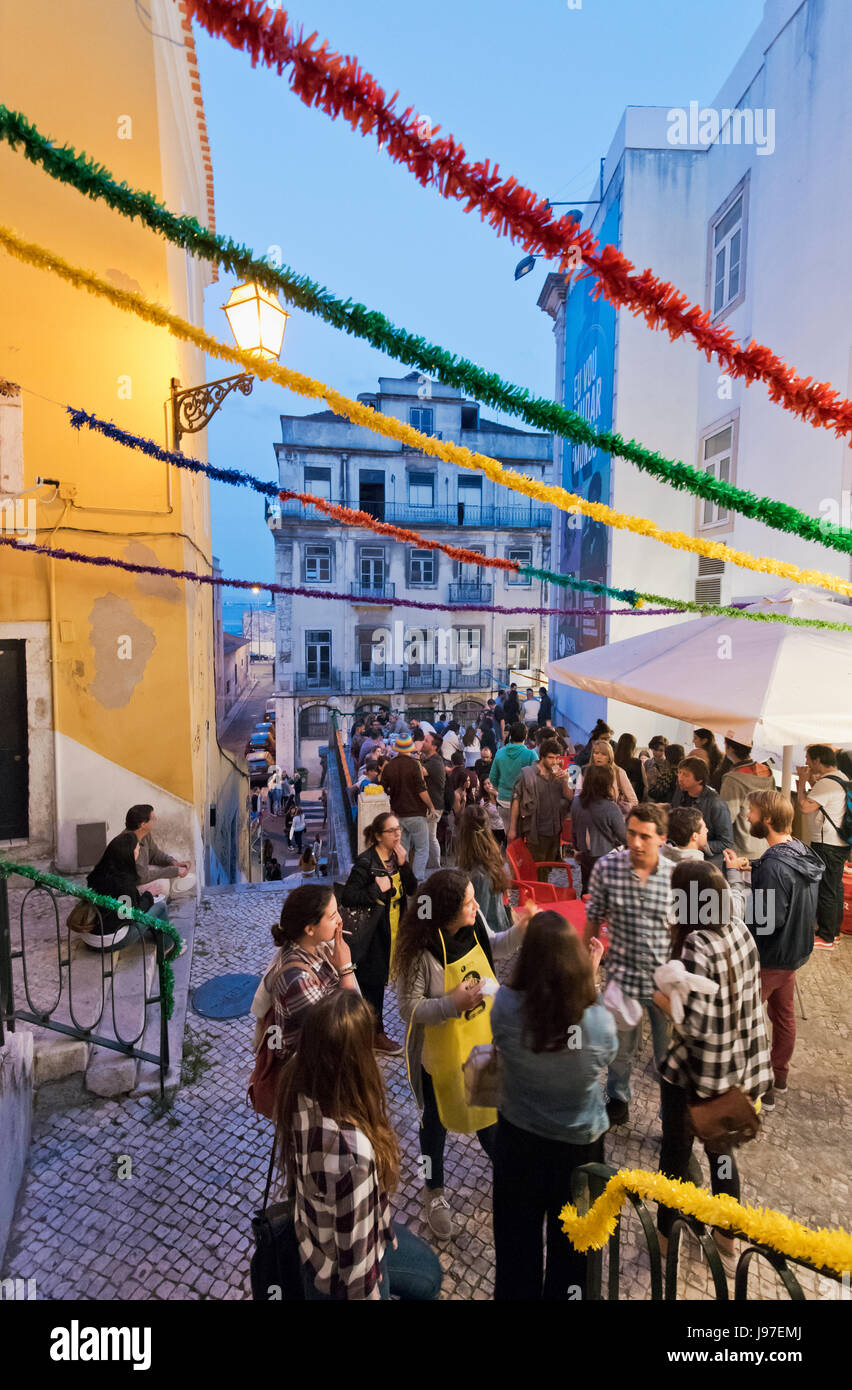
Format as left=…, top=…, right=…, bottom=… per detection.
left=507, top=837, right=572, bottom=893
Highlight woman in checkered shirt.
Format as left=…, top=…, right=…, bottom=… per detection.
left=653, top=861, right=772, bottom=1274
left=276, top=991, right=442, bottom=1300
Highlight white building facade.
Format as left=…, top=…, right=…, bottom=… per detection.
left=539, top=0, right=852, bottom=748
left=266, top=372, right=552, bottom=769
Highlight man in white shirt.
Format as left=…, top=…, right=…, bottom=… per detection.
left=796, top=743, right=850, bottom=949
left=522, top=690, right=540, bottom=728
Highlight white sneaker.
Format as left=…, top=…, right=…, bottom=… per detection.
left=424, top=1189, right=453, bottom=1242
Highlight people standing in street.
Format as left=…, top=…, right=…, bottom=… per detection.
left=585, top=739, right=638, bottom=816
left=509, top=739, right=574, bottom=879
left=342, top=812, right=417, bottom=1056
left=670, top=757, right=734, bottom=867
left=796, top=744, right=851, bottom=950
left=462, top=726, right=481, bottom=768
left=719, top=738, right=775, bottom=859
left=502, top=684, right=521, bottom=728
left=491, top=912, right=614, bottom=1300
left=293, top=771, right=303, bottom=807
left=691, top=728, right=724, bottom=790
left=653, top=861, right=771, bottom=1275
left=290, top=809, right=307, bottom=853
left=614, top=733, right=648, bottom=803
left=522, top=689, right=541, bottom=730
left=575, top=719, right=613, bottom=768
left=276, top=991, right=442, bottom=1300
left=394, top=869, right=525, bottom=1241
left=419, top=731, right=446, bottom=871
left=584, top=803, right=674, bottom=1127
left=380, top=733, right=437, bottom=880
left=724, top=789, right=822, bottom=1105
left=643, top=736, right=670, bottom=801
left=454, top=804, right=534, bottom=937
left=490, top=722, right=538, bottom=837
left=536, top=687, right=553, bottom=729
left=570, top=764, right=628, bottom=894
left=661, top=806, right=708, bottom=864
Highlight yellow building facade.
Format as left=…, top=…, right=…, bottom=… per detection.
left=0, top=0, right=248, bottom=881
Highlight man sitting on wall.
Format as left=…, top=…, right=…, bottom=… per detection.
left=125, top=805, right=197, bottom=900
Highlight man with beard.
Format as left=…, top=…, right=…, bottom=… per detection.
left=724, top=790, right=823, bottom=1111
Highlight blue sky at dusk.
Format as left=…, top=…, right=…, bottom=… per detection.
left=196, top=0, right=764, bottom=597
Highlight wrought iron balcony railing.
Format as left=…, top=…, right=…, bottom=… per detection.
left=293, top=668, right=343, bottom=692
left=448, top=667, right=492, bottom=689
left=351, top=668, right=396, bottom=691
left=350, top=581, right=396, bottom=601
left=448, top=582, right=493, bottom=604
left=402, top=667, right=442, bottom=690
left=267, top=496, right=552, bottom=530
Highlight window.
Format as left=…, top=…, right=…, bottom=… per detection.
left=506, top=630, right=531, bottom=669
left=358, top=468, right=385, bottom=519
left=305, top=631, right=331, bottom=681
left=304, top=466, right=332, bottom=503
left=455, top=627, right=482, bottom=671
left=453, top=547, right=485, bottom=583
left=460, top=405, right=479, bottom=431
left=410, top=406, right=434, bottom=434
left=457, top=475, right=482, bottom=523
left=408, top=471, right=434, bottom=507
left=698, top=417, right=737, bottom=529
left=360, top=546, right=385, bottom=590
left=506, top=548, right=532, bottom=585
left=303, top=544, right=332, bottom=583
left=708, top=179, right=747, bottom=319
left=409, top=549, right=436, bottom=586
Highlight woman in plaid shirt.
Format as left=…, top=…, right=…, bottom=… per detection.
left=653, top=861, right=771, bottom=1273
left=276, top=992, right=441, bottom=1300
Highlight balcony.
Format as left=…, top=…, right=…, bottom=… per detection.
left=351, top=668, right=395, bottom=692
left=402, top=666, right=442, bottom=691
left=448, top=667, right=492, bottom=690
left=268, top=497, right=551, bottom=530
left=350, top=581, right=396, bottom=602
left=402, top=431, right=443, bottom=451
left=448, top=582, right=493, bottom=605
left=293, top=668, right=343, bottom=692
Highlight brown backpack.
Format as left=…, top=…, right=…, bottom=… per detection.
left=247, top=1008, right=281, bottom=1120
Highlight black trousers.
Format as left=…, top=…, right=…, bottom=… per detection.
left=657, top=1080, right=739, bottom=1237
left=492, top=1114, right=604, bottom=1300
left=576, top=851, right=601, bottom=896
left=419, top=1068, right=495, bottom=1190
left=357, top=917, right=391, bottom=1032
left=812, top=842, right=849, bottom=941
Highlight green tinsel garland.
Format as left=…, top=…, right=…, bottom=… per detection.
left=0, top=859, right=182, bottom=1019
left=3, top=103, right=851, bottom=560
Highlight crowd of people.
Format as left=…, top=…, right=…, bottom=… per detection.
left=248, top=698, right=851, bottom=1300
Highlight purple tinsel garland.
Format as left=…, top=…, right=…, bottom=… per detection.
left=0, top=534, right=680, bottom=617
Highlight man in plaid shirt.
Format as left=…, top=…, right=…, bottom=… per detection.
left=585, top=802, right=674, bottom=1126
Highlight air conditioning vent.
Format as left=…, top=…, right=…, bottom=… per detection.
left=695, top=576, right=722, bottom=603
left=697, top=555, right=725, bottom=577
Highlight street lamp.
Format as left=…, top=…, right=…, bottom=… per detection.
left=512, top=202, right=598, bottom=282
left=169, top=283, right=290, bottom=446
left=251, top=585, right=261, bottom=660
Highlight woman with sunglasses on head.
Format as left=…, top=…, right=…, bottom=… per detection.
left=394, top=868, right=528, bottom=1241
left=491, top=911, right=612, bottom=1300
left=341, top=812, right=417, bottom=1057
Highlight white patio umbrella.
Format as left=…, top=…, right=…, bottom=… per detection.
left=546, top=589, right=852, bottom=793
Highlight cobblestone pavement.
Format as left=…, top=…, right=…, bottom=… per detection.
left=3, top=883, right=850, bottom=1301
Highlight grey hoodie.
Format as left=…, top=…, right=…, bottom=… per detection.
left=720, top=763, right=776, bottom=859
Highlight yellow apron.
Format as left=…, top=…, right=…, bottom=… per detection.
left=420, top=926, right=498, bottom=1134
left=388, top=868, right=403, bottom=956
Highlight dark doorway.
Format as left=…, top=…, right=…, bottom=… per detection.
left=0, top=640, right=29, bottom=839
left=359, top=468, right=386, bottom=520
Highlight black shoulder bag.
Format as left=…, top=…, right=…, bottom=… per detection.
left=250, top=1138, right=305, bottom=1301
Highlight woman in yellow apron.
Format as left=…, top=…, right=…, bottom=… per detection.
left=341, top=813, right=417, bottom=1057
left=394, top=868, right=527, bottom=1242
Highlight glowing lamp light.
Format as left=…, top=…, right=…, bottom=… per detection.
left=222, top=282, right=290, bottom=361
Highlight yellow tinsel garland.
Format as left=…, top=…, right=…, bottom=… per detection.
left=560, top=1168, right=852, bottom=1275
left=4, top=222, right=852, bottom=600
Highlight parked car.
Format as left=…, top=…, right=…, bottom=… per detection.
left=247, top=751, right=272, bottom=786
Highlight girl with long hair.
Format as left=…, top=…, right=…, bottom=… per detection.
left=570, top=764, right=629, bottom=894
left=341, top=812, right=417, bottom=1056
left=614, top=731, right=648, bottom=802
left=692, top=727, right=723, bottom=789
left=462, top=725, right=481, bottom=767
left=454, top=804, right=531, bottom=934
left=394, top=868, right=526, bottom=1241
left=491, top=911, right=613, bottom=1299
left=586, top=739, right=637, bottom=815
left=653, top=862, right=771, bottom=1275
left=276, top=991, right=441, bottom=1300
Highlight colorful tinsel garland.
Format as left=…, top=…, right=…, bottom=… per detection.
left=5, top=224, right=851, bottom=600
left=2, top=106, right=850, bottom=558
left=0, top=860, right=182, bottom=1020
left=183, top=0, right=852, bottom=437
left=559, top=1168, right=852, bottom=1276
left=0, top=532, right=675, bottom=618
left=62, top=406, right=852, bottom=633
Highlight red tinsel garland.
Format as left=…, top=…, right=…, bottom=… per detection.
left=185, top=0, right=852, bottom=437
